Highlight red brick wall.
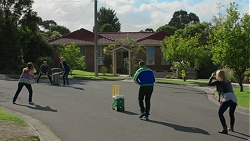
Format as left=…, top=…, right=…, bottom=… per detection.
left=54, top=45, right=171, bottom=72
left=85, top=46, right=95, bottom=71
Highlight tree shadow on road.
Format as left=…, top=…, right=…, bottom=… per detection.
left=148, top=119, right=210, bottom=135
left=15, top=103, right=57, bottom=112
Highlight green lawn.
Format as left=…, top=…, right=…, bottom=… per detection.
left=0, top=108, right=26, bottom=126
left=234, top=87, right=250, bottom=108
left=156, top=78, right=249, bottom=108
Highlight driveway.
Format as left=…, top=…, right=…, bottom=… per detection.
left=0, top=79, right=249, bottom=141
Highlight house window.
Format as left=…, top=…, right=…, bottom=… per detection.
left=146, top=47, right=155, bottom=65
left=80, top=46, right=86, bottom=56
left=161, top=53, right=170, bottom=65
left=97, top=46, right=104, bottom=65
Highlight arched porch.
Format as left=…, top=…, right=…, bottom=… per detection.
left=111, top=47, right=132, bottom=76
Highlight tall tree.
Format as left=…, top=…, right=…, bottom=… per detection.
left=0, top=0, right=34, bottom=71
left=99, top=23, right=115, bottom=32
left=97, top=7, right=121, bottom=32
left=145, top=28, right=154, bottom=32
left=175, top=22, right=216, bottom=78
left=168, top=10, right=200, bottom=29
left=161, top=34, right=206, bottom=81
left=156, top=25, right=177, bottom=35
left=39, top=20, right=57, bottom=30
left=210, top=2, right=250, bottom=92
left=49, top=25, right=70, bottom=35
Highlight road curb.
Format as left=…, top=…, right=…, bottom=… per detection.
left=0, top=106, right=61, bottom=141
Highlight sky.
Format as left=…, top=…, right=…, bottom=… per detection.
left=32, top=0, right=249, bottom=32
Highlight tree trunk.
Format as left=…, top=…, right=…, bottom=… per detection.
left=183, top=77, right=186, bottom=81
left=239, top=82, right=243, bottom=92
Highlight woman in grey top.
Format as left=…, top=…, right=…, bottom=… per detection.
left=208, top=70, right=237, bottom=134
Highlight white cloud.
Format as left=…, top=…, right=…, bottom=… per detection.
left=32, top=0, right=249, bottom=32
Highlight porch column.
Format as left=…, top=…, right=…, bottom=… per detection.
left=128, top=51, right=131, bottom=76
left=112, top=51, right=117, bottom=75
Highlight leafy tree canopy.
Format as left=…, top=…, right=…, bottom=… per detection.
left=161, top=33, right=206, bottom=81
left=49, top=25, right=71, bottom=35
left=97, top=7, right=121, bottom=32
left=156, top=25, right=177, bottom=35
left=210, top=2, right=250, bottom=91
left=168, top=10, right=200, bottom=29
left=59, top=43, right=85, bottom=71
left=39, top=20, right=57, bottom=30
left=99, top=23, right=115, bottom=32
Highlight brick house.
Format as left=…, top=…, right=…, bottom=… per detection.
left=49, top=28, right=171, bottom=77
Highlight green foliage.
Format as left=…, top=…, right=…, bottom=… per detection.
left=144, top=28, right=154, bottom=32
left=0, top=0, right=41, bottom=72
left=97, top=7, right=121, bottom=32
left=99, top=66, right=108, bottom=75
left=161, top=22, right=215, bottom=79
left=19, top=28, right=54, bottom=63
left=39, top=20, right=57, bottom=30
left=49, top=25, right=71, bottom=35
left=162, top=33, right=206, bottom=81
left=59, top=43, right=86, bottom=71
left=99, top=23, right=115, bottom=32
left=181, top=70, right=187, bottom=81
left=210, top=2, right=250, bottom=91
left=168, top=10, right=200, bottom=29
left=156, top=25, right=177, bottom=35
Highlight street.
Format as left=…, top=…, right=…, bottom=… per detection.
left=0, top=79, right=249, bottom=141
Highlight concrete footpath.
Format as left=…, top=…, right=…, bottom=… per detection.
left=0, top=77, right=249, bottom=141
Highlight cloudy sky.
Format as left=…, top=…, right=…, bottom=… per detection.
left=32, top=0, right=249, bottom=32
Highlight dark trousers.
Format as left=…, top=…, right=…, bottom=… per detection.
left=62, top=71, right=69, bottom=84
left=13, top=83, right=33, bottom=103
left=218, top=100, right=237, bottom=126
left=37, top=72, right=52, bottom=83
left=138, top=86, right=154, bottom=117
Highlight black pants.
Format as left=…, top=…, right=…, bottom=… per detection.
left=37, top=72, right=52, bottom=83
left=218, top=100, right=237, bottom=126
left=138, top=86, right=154, bottom=117
left=13, top=83, right=33, bottom=103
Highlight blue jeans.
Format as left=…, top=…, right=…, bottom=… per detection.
left=218, top=100, right=237, bottom=126
left=63, top=71, right=69, bottom=85
left=138, top=86, right=154, bottom=117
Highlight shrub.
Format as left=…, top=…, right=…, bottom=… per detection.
left=99, top=66, right=108, bottom=75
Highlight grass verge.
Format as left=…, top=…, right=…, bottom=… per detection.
left=156, top=78, right=250, bottom=109
left=0, top=108, right=40, bottom=141
left=0, top=108, right=26, bottom=126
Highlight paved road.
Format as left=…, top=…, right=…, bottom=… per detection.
left=0, top=79, right=249, bottom=141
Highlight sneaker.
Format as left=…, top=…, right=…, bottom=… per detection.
left=139, top=112, right=146, bottom=118
left=12, top=101, right=16, bottom=104
left=29, top=102, right=34, bottom=105
left=143, top=117, right=149, bottom=121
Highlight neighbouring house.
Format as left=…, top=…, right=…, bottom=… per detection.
left=49, top=28, right=172, bottom=77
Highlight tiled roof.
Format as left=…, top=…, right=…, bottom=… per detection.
left=49, top=28, right=170, bottom=45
